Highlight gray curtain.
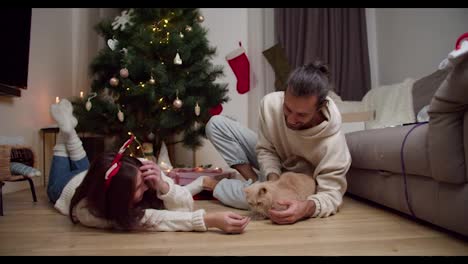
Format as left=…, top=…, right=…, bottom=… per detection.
left=275, top=8, right=371, bottom=101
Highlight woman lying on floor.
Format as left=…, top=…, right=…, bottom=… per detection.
left=47, top=99, right=250, bottom=233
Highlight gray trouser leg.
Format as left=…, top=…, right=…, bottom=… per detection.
left=213, top=178, right=253, bottom=210
left=205, top=115, right=259, bottom=169
left=205, top=115, right=261, bottom=210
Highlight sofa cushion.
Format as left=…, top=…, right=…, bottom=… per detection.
left=345, top=124, right=431, bottom=179
left=427, top=52, right=468, bottom=184
left=412, top=68, right=449, bottom=117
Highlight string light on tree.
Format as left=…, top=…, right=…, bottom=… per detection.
left=185, top=25, right=192, bottom=32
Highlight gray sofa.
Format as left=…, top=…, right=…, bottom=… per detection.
left=345, top=54, right=468, bottom=237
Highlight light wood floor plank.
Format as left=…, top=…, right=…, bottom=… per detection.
left=0, top=188, right=467, bottom=256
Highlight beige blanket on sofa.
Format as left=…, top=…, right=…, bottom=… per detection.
left=331, top=78, right=416, bottom=129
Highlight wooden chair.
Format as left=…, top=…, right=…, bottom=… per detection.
left=0, top=145, right=38, bottom=216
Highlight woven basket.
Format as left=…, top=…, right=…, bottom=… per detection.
left=0, top=145, right=35, bottom=181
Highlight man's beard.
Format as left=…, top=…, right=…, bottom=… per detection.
left=284, top=116, right=315, bottom=130
left=285, top=117, right=305, bottom=130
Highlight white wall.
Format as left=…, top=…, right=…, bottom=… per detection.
left=0, top=8, right=116, bottom=194
left=175, top=8, right=249, bottom=168
left=0, top=9, right=73, bottom=194
left=247, top=8, right=276, bottom=133
left=174, top=8, right=276, bottom=169
left=368, top=8, right=468, bottom=86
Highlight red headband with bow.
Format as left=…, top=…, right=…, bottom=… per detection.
left=104, top=135, right=135, bottom=190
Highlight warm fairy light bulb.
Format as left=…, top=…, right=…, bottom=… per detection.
left=80, top=91, right=84, bottom=98
left=55, top=97, right=60, bottom=103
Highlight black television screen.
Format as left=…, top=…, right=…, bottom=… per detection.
left=0, top=8, right=32, bottom=90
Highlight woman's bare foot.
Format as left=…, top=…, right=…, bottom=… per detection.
left=203, top=177, right=219, bottom=191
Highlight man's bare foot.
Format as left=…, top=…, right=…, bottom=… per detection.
left=203, top=177, right=219, bottom=191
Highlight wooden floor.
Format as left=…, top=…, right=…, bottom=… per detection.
left=1, top=188, right=467, bottom=256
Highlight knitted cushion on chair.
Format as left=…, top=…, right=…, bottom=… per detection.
left=10, top=148, right=34, bottom=167
left=10, top=162, right=41, bottom=177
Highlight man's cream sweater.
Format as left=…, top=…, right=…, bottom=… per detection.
left=54, top=171, right=207, bottom=232
left=256, top=91, right=351, bottom=218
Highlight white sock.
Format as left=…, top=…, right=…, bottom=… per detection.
left=53, top=143, right=68, bottom=157
left=66, top=130, right=86, bottom=161
left=50, top=99, right=85, bottom=160
left=184, top=176, right=205, bottom=196
left=50, top=99, right=78, bottom=136
left=56, top=131, right=66, bottom=145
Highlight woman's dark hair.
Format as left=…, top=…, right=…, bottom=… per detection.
left=69, top=152, right=162, bottom=230
left=286, top=60, right=331, bottom=108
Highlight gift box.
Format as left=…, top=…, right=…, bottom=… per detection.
left=165, top=167, right=237, bottom=200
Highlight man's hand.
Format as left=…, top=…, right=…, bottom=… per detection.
left=268, top=199, right=315, bottom=225
left=267, top=173, right=280, bottom=181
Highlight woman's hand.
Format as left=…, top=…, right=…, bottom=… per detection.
left=204, top=212, right=250, bottom=234
left=140, top=160, right=169, bottom=194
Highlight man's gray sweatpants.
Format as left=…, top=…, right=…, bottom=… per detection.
left=205, top=115, right=265, bottom=210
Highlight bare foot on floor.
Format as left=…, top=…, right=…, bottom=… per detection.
left=202, top=177, right=219, bottom=191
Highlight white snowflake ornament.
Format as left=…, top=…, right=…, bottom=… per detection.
left=112, top=9, right=134, bottom=31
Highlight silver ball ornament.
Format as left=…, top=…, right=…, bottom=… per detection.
left=197, top=15, right=205, bottom=23
left=110, top=77, right=119, bottom=87
left=119, top=68, right=129, bottom=78
left=173, top=97, right=183, bottom=109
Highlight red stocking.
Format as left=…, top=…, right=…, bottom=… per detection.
left=226, top=43, right=250, bottom=94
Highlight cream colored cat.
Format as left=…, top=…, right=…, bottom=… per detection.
left=244, top=172, right=317, bottom=219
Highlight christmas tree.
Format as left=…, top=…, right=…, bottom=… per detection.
left=71, top=8, right=229, bottom=158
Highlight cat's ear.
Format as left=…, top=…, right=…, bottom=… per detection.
left=259, top=187, right=267, bottom=196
